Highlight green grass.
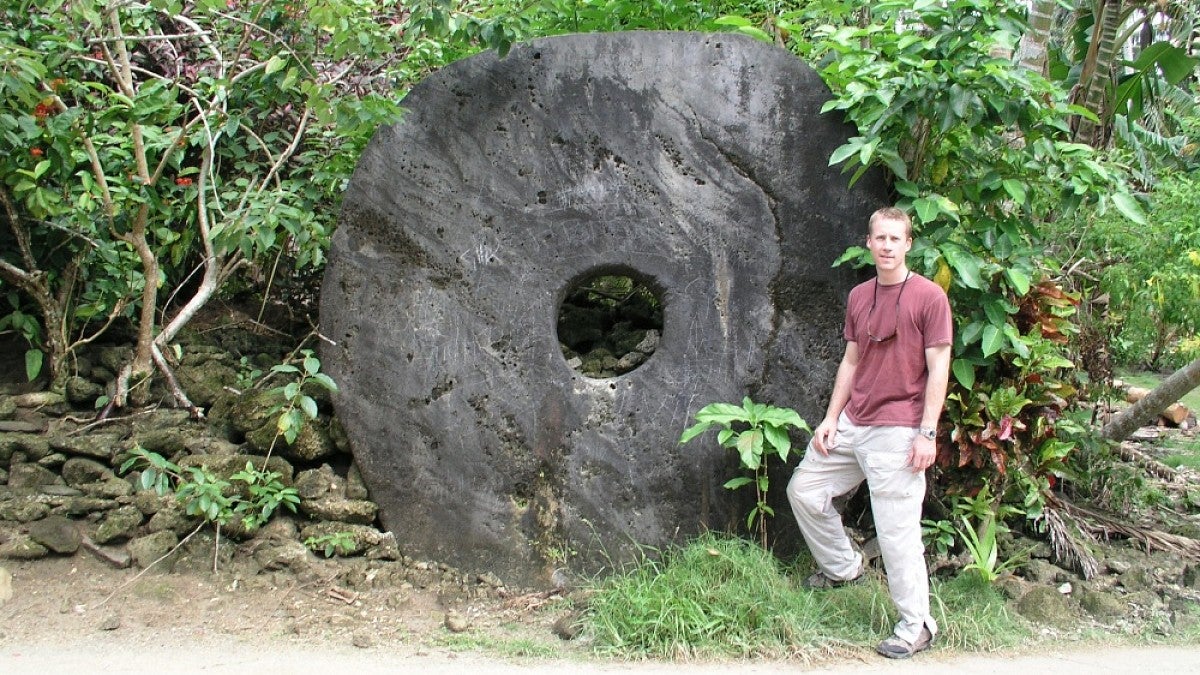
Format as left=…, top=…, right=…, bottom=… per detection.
left=429, top=632, right=563, bottom=658
left=582, top=533, right=1028, bottom=660
left=1163, top=447, right=1200, bottom=470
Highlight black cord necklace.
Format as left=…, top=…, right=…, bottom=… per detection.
left=867, top=271, right=910, bottom=343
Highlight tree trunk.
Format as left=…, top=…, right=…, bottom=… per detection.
left=1101, top=357, right=1200, bottom=441
left=1074, top=0, right=1123, bottom=147
left=1015, top=0, right=1057, bottom=75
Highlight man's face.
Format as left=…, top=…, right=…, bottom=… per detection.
left=866, top=217, right=912, bottom=272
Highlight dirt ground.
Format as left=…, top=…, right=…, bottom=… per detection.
left=0, top=551, right=575, bottom=655
left=3, top=551, right=1200, bottom=674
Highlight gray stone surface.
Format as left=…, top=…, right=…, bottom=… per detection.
left=95, top=504, right=145, bottom=544
left=27, top=514, right=81, bottom=554
left=321, top=32, right=888, bottom=586
left=128, top=531, right=179, bottom=571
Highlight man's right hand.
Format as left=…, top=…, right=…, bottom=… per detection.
left=811, top=417, right=838, bottom=455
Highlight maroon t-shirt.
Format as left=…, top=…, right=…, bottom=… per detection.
left=843, top=272, right=952, bottom=427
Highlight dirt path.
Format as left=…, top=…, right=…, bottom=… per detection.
left=3, top=553, right=1199, bottom=674
left=3, top=637, right=1199, bottom=674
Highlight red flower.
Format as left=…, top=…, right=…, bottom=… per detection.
left=30, top=147, right=44, bottom=157
left=175, top=177, right=193, bottom=186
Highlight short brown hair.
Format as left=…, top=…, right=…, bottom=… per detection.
left=868, top=207, right=912, bottom=238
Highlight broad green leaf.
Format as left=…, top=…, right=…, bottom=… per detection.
left=763, top=424, right=791, bottom=460
left=713, top=16, right=752, bottom=27
left=981, top=324, right=1005, bottom=357
left=265, top=55, right=287, bottom=75
left=1004, top=268, right=1031, bottom=295
left=735, top=26, right=774, bottom=43
left=983, top=299, right=1010, bottom=327
left=717, top=428, right=735, bottom=447
left=758, top=407, right=806, bottom=429
left=737, top=430, right=762, bottom=470
left=723, top=476, right=753, bottom=490
left=24, top=349, right=43, bottom=381
left=284, top=410, right=301, bottom=444
left=952, top=359, right=975, bottom=389
left=832, top=246, right=870, bottom=268
left=829, top=138, right=863, bottom=166
left=309, top=373, right=338, bottom=392
left=1004, top=324, right=1029, bottom=358
left=299, top=395, right=318, bottom=420
left=679, top=421, right=712, bottom=444
left=1111, top=191, right=1146, bottom=225
left=941, top=245, right=984, bottom=290
left=695, top=402, right=747, bottom=424
left=280, top=67, right=298, bottom=91
left=1001, top=179, right=1026, bottom=204
left=913, top=195, right=956, bottom=225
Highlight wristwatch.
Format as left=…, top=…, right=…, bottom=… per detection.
left=918, top=427, right=937, bottom=440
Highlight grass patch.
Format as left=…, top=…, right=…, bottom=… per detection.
left=582, top=533, right=1030, bottom=661
left=930, top=573, right=1030, bottom=651
left=1162, top=449, right=1200, bottom=470
left=584, top=534, right=828, bottom=659
left=429, top=632, right=561, bottom=658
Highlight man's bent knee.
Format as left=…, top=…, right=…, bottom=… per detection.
left=787, top=472, right=831, bottom=517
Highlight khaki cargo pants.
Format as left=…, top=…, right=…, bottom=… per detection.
left=786, top=412, right=937, bottom=643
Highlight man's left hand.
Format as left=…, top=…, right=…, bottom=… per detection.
left=908, top=435, right=936, bottom=473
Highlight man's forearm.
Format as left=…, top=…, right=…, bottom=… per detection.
left=824, top=347, right=858, bottom=422
left=920, top=344, right=952, bottom=429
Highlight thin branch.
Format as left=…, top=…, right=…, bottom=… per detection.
left=257, top=106, right=312, bottom=189
left=159, top=8, right=225, bottom=75
left=213, top=9, right=321, bottom=80
left=92, top=522, right=205, bottom=608
left=48, top=94, right=114, bottom=222
left=151, top=342, right=203, bottom=419
left=86, top=31, right=213, bottom=44
left=64, top=298, right=130, bottom=355
left=0, top=184, right=40, bottom=272
left=65, top=406, right=158, bottom=435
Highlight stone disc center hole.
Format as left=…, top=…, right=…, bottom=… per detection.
left=557, top=272, right=663, bottom=378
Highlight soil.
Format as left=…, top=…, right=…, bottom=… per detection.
left=0, top=547, right=587, bottom=666
left=3, top=555, right=1200, bottom=675
left=4, top=538, right=1200, bottom=675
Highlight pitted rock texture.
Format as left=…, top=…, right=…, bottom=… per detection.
left=321, top=31, right=888, bottom=586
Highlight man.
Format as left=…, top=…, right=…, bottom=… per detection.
left=786, top=206, right=952, bottom=659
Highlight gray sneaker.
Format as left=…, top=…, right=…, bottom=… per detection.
left=801, top=565, right=863, bottom=590
left=876, top=626, right=933, bottom=659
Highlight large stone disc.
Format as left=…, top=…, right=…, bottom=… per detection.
left=320, top=31, right=887, bottom=586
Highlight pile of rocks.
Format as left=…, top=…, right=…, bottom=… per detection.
left=0, top=335, right=404, bottom=575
